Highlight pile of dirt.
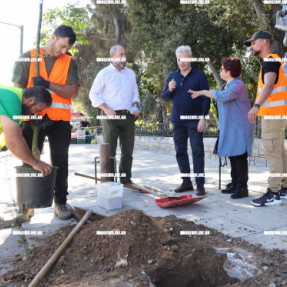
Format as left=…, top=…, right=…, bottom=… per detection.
left=1, top=209, right=287, bottom=287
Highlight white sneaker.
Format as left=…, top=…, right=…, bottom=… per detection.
left=251, top=189, right=282, bottom=207
left=278, top=187, right=287, bottom=200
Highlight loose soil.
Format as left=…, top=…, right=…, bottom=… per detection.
left=1, top=209, right=287, bottom=287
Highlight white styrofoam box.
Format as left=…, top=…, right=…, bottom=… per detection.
left=96, top=182, right=123, bottom=198
left=96, top=182, right=123, bottom=210
left=97, top=196, right=123, bottom=210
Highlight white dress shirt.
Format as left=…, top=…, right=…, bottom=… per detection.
left=89, top=63, right=140, bottom=110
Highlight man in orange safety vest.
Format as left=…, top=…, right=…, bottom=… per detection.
left=246, top=31, right=287, bottom=207
left=12, top=25, right=80, bottom=221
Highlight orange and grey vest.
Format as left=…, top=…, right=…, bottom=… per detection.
left=256, top=54, right=287, bottom=116
left=27, top=48, right=72, bottom=121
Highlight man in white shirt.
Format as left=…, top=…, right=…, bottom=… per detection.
left=89, top=45, right=140, bottom=186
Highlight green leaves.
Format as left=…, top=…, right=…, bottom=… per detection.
left=126, top=0, right=283, bottom=121
left=41, top=2, right=90, bottom=55
left=41, top=0, right=283, bottom=124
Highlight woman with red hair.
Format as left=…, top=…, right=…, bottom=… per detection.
left=189, top=57, right=254, bottom=199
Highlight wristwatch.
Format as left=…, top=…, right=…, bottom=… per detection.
left=253, top=103, right=260, bottom=108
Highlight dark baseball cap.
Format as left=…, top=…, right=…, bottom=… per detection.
left=245, top=31, right=272, bottom=46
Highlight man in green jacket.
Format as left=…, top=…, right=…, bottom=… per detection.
left=0, top=85, right=52, bottom=176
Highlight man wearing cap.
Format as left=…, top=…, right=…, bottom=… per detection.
left=246, top=31, right=287, bottom=206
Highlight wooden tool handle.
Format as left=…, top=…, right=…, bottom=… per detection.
left=28, top=209, right=93, bottom=287
left=129, top=183, right=162, bottom=198
left=143, top=185, right=166, bottom=195
left=74, top=172, right=109, bottom=182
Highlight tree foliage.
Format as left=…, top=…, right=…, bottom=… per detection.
left=126, top=0, right=284, bottom=122
left=73, top=1, right=131, bottom=126
left=41, top=2, right=90, bottom=55
left=40, top=0, right=285, bottom=124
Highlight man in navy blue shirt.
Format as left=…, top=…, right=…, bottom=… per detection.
left=162, top=45, right=210, bottom=195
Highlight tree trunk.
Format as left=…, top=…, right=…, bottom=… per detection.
left=161, top=99, right=169, bottom=129
left=207, top=61, right=223, bottom=88
left=271, top=4, right=285, bottom=57
left=113, top=16, right=121, bottom=43
left=252, top=0, right=284, bottom=56
left=252, top=0, right=265, bottom=20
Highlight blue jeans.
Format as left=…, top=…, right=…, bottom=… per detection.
left=173, top=121, right=205, bottom=184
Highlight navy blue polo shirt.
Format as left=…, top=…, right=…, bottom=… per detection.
left=162, top=67, right=210, bottom=123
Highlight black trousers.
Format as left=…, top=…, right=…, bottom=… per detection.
left=22, top=120, right=71, bottom=204
left=229, top=152, right=248, bottom=188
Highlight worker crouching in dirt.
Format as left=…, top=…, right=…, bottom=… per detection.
left=162, top=45, right=210, bottom=196
left=12, top=25, right=80, bottom=221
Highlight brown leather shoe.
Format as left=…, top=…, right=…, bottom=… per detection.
left=174, top=181, right=194, bottom=193
left=196, top=183, right=206, bottom=196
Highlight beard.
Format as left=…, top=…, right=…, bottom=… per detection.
left=21, top=103, right=31, bottom=115
left=119, top=62, right=126, bottom=68
left=113, top=59, right=126, bottom=70
left=115, top=62, right=126, bottom=69
left=252, top=50, right=260, bottom=56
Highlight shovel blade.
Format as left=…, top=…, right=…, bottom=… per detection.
left=155, top=195, right=206, bottom=208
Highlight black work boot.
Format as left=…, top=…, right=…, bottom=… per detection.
left=231, top=187, right=248, bottom=199
left=54, top=203, right=72, bottom=220
left=221, top=182, right=236, bottom=194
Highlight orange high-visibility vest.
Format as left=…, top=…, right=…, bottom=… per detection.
left=256, top=53, right=287, bottom=116
left=27, top=48, right=72, bottom=121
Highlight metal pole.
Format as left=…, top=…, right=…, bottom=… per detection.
left=20, top=25, right=24, bottom=54
left=99, top=143, right=111, bottom=181
left=219, top=157, right=221, bottom=190
left=32, top=0, right=43, bottom=160
left=0, top=21, right=24, bottom=55
left=36, top=0, right=43, bottom=77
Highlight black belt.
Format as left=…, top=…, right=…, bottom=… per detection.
left=115, top=109, right=130, bottom=114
